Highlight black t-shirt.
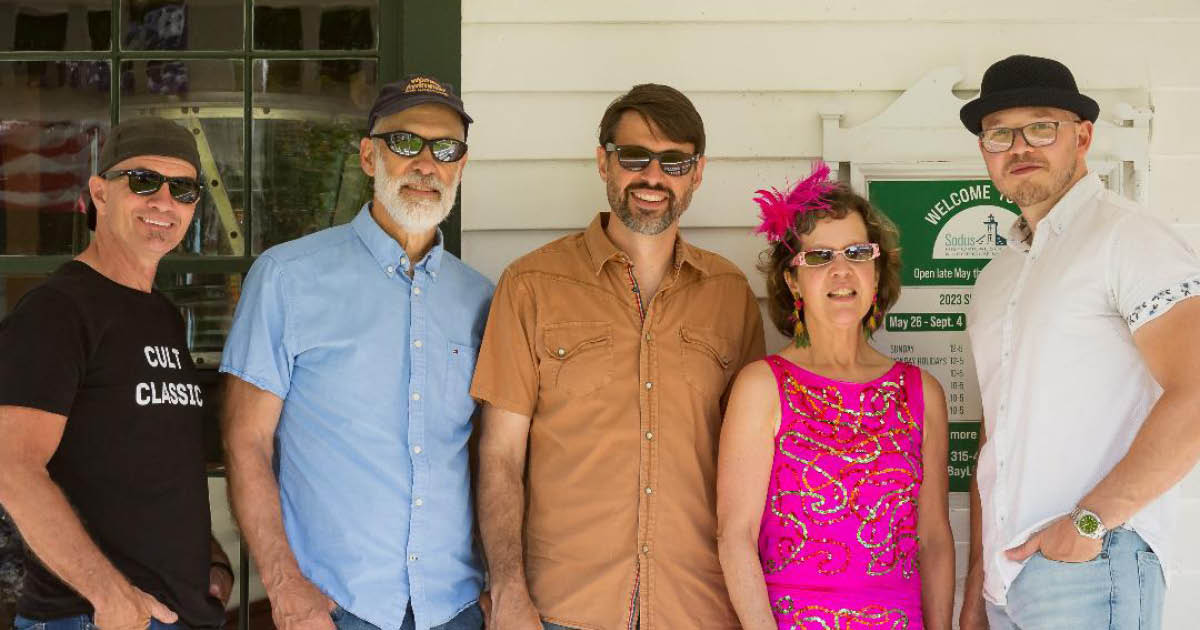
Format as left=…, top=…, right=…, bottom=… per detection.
left=0, top=261, right=223, bottom=629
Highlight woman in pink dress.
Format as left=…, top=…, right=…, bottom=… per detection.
left=717, top=164, right=954, bottom=630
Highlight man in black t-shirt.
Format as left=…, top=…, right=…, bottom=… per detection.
left=0, top=117, right=233, bottom=630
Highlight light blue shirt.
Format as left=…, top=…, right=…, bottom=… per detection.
left=220, top=205, right=492, bottom=630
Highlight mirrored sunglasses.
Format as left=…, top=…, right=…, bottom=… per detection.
left=371, top=130, right=468, bottom=163
left=604, top=142, right=699, bottom=176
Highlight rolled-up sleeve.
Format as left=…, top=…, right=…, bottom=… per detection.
left=1111, top=213, right=1200, bottom=333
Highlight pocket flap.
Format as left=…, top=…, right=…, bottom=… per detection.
left=681, top=326, right=735, bottom=368
left=543, top=321, right=613, bottom=360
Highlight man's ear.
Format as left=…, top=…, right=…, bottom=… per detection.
left=596, top=145, right=609, bottom=181
left=88, top=175, right=107, bottom=215
left=360, top=137, right=377, bottom=177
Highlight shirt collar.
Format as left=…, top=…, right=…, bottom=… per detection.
left=351, top=203, right=446, bottom=278
left=583, top=212, right=710, bottom=277
left=1004, top=172, right=1103, bottom=254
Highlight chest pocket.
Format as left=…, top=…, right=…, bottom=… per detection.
left=681, top=325, right=736, bottom=395
left=541, top=321, right=613, bottom=397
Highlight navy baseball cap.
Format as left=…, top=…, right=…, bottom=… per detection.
left=366, top=75, right=473, bottom=136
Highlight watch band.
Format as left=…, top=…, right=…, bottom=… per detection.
left=1070, top=506, right=1108, bottom=540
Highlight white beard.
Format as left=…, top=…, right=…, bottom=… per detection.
left=373, top=153, right=460, bottom=233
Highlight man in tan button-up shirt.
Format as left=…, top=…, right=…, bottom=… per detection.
left=471, top=84, right=765, bottom=630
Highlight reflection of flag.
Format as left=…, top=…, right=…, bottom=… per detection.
left=0, top=121, right=105, bottom=216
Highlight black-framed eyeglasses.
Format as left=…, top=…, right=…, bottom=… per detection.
left=102, top=168, right=204, bottom=204
left=790, top=243, right=880, bottom=267
left=978, top=120, right=1079, bottom=153
left=604, top=142, right=699, bottom=176
left=370, top=130, right=468, bottom=163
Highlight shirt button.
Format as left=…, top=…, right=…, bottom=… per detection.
left=557, top=347, right=566, bottom=357
left=413, top=445, right=423, bottom=455
left=413, top=287, right=422, bottom=296
left=430, top=271, right=437, bottom=278
left=645, top=381, right=653, bottom=390
left=413, top=340, right=423, bottom=348
left=645, top=486, right=653, bottom=495
left=412, top=392, right=421, bottom=401
left=642, top=545, right=650, bottom=554
left=645, top=332, right=653, bottom=341
left=646, top=432, right=654, bottom=440
left=408, top=554, right=418, bottom=563
left=414, top=498, right=424, bottom=507
left=386, top=265, right=395, bottom=275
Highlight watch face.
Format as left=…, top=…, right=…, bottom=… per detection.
left=1077, top=513, right=1101, bottom=535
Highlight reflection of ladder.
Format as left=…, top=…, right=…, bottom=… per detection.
left=131, top=103, right=369, bottom=254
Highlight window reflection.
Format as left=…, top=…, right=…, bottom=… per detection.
left=0, top=61, right=109, bottom=255
left=254, top=1, right=377, bottom=50
left=252, top=59, right=374, bottom=252
left=121, top=0, right=243, bottom=51
left=0, top=2, right=112, bottom=52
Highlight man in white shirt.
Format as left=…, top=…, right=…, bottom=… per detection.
left=957, top=54, right=1200, bottom=630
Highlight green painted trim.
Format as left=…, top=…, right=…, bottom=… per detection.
left=0, top=50, right=375, bottom=61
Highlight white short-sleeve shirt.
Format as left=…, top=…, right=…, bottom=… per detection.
left=968, top=172, right=1200, bottom=605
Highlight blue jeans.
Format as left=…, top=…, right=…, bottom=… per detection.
left=331, top=603, right=482, bottom=630
left=985, top=527, right=1165, bottom=630
left=13, top=614, right=184, bottom=630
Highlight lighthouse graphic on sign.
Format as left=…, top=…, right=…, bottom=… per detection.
left=979, top=214, right=1007, bottom=246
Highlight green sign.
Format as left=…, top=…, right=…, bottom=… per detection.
left=948, top=422, right=981, bottom=492
left=869, top=180, right=1020, bottom=286
left=868, top=179, right=1018, bottom=492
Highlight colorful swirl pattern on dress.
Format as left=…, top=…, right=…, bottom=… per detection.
left=759, top=356, right=926, bottom=630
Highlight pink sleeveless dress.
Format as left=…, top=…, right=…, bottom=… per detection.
left=760, top=355, right=925, bottom=630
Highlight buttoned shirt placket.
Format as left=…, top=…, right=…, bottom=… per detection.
left=990, top=217, right=1040, bottom=589
left=402, top=251, right=433, bottom=629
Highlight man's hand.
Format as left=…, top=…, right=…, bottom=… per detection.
left=1005, top=516, right=1104, bottom=563
left=209, top=564, right=234, bottom=606
left=269, top=576, right=336, bottom=630
left=487, top=585, right=541, bottom=630
left=92, top=585, right=177, bottom=630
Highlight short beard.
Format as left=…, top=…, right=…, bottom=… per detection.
left=1001, top=157, right=1077, bottom=209
left=373, top=152, right=459, bottom=233
left=606, top=178, right=694, bottom=236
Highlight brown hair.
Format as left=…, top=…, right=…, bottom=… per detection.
left=598, top=84, right=705, bottom=155
left=757, top=182, right=903, bottom=341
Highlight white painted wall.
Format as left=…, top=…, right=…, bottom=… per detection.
left=459, top=2, right=1200, bottom=627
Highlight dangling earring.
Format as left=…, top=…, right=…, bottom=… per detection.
left=792, top=295, right=810, bottom=348
left=865, top=293, right=881, bottom=335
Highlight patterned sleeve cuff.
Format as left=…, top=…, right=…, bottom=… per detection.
left=1126, top=278, right=1200, bottom=330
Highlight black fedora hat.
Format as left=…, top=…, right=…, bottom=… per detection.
left=960, top=55, right=1099, bottom=135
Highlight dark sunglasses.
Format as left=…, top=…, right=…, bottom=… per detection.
left=102, top=168, right=204, bottom=204
left=370, top=131, right=468, bottom=163
left=791, top=243, right=880, bottom=267
left=604, top=142, right=699, bottom=176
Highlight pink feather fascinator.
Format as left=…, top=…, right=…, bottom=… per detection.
left=752, top=161, right=836, bottom=246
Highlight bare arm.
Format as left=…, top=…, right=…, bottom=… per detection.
left=476, top=403, right=541, bottom=630
left=1008, top=298, right=1200, bottom=563
left=960, top=421, right=988, bottom=630
left=221, top=376, right=333, bottom=630
left=715, top=361, right=778, bottom=630
left=915, top=373, right=954, bottom=630
left=0, top=405, right=177, bottom=630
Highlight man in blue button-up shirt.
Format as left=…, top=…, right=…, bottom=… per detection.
left=220, top=76, right=492, bottom=630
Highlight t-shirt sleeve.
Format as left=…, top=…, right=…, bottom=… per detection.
left=1110, top=213, right=1200, bottom=333
left=0, top=287, right=88, bottom=416
left=219, top=254, right=293, bottom=399
left=469, top=269, right=539, bottom=417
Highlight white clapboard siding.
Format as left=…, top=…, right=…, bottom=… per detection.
left=465, top=1, right=1200, bottom=24
left=463, top=23, right=1200, bottom=93
left=461, top=3, right=1200, bottom=626
left=462, top=159, right=819, bottom=230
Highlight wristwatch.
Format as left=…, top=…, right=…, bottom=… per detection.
left=1070, top=506, right=1108, bottom=540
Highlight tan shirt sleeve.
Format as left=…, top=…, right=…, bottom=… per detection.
left=469, top=268, right=540, bottom=417
left=722, top=284, right=767, bottom=410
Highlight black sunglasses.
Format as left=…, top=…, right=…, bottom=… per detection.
left=102, top=168, right=204, bottom=204
left=370, top=131, right=468, bottom=163
left=604, top=143, right=699, bottom=176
